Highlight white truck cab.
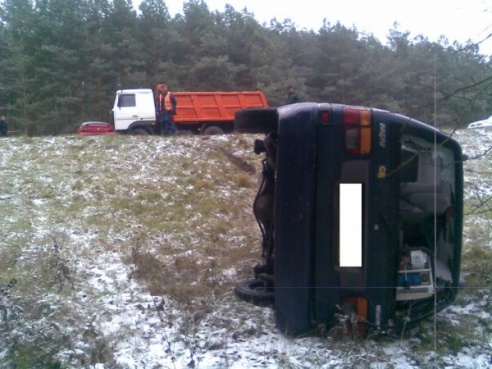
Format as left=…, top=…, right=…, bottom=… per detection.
left=112, top=89, right=156, bottom=134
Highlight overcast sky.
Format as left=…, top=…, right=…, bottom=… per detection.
left=132, top=0, right=492, bottom=55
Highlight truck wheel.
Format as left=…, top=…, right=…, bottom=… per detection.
left=234, top=278, right=274, bottom=307
left=234, top=108, right=278, bottom=134
left=202, top=126, right=224, bottom=135
left=131, top=128, right=149, bottom=135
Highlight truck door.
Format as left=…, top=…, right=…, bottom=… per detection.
left=113, top=92, right=138, bottom=131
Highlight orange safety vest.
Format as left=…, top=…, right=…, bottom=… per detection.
left=159, top=92, right=173, bottom=111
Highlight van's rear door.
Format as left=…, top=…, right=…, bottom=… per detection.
left=313, top=105, right=402, bottom=331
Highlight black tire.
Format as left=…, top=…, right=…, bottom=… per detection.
left=234, top=108, right=279, bottom=134
left=130, top=128, right=150, bottom=135
left=234, top=278, right=274, bottom=307
left=202, top=126, right=224, bottom=135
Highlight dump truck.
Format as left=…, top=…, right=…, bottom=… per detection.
left=111, top=88, right=268, bottom=135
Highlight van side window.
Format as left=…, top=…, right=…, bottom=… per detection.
left=119, top=94, right=136, bottom=108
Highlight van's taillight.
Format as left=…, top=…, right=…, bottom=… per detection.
left=343, top=107, right=371, bottom=154
left=340, top=296, right=368, bottom=336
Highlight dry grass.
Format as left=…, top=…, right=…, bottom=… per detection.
left=0, top=130, right=491, bottom=368
left=462, top=243, right=492, bottom=290
left=0, top=134, right=265, bottom=366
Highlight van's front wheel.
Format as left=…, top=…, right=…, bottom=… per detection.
left=234, top=108, right=278, bottom=134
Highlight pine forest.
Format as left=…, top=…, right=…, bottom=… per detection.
left=0, top=0, right=491, bottom=135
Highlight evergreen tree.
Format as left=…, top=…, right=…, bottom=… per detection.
left=0, top=0, right=490, bottom=134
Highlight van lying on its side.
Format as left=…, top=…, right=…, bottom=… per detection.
left=234, top=103, right=465, bottom=337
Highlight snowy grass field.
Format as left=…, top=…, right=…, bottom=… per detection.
left=0, top=130, right=491, bottom=368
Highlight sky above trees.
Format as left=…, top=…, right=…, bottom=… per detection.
left=132, top=0, right=492, bottom=55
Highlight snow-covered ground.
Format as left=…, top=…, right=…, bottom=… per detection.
left=0, top=131, right=490, bottom=368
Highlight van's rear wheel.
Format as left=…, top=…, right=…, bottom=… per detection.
left=234, top=108, right=278, bottom=134
left=234, top=278, right=274, bottom=307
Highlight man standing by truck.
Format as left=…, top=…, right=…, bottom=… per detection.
left=286, top=85, right=300, bottom=105
left=155, top=83, right=177, bottom=135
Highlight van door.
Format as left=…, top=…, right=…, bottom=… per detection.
left=312, top=106, right=401, bottom=335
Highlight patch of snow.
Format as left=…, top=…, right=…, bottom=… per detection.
left=0, top=132, right=490, bottom=368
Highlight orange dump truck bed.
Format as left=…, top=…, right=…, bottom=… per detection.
left=173, top=91, right=268, bottom=134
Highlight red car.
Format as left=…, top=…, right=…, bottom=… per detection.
left=76, top=121, right=116, bottom=136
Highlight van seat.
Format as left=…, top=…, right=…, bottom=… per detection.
left=400, top=153, right=450, bottom=221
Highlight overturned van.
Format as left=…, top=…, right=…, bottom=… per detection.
left=234, top=103, right=464, bottom=336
